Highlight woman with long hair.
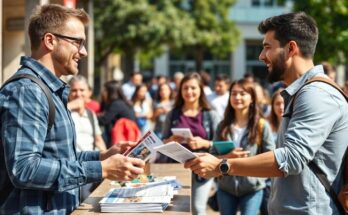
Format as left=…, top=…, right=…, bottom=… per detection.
left=131, top=84, right=153, bottom=135
left=161, top=72, right=220, bottom=215
left=98, top=80, right=136, bottom=147
left=152, top=83, right=174, bottom=139
left=213, top=79, right=275, bottom=215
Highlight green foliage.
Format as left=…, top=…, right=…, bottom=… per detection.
left=293, top=0, right=348, bottom=64
left=94, top=0, right=240, bottom=73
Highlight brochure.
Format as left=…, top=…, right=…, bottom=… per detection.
left=154, top=141, right=197, bottom=163
left=171, top=128, right=193, bottom=141
left=124, top=131, right=197, bottom=163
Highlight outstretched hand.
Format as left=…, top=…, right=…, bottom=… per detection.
left=184, top=153, right=222, bottom=179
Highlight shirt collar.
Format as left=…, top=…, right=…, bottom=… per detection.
left=20, top=56, right=66, bottom=93
left=282, top=65, right=325, bottom=98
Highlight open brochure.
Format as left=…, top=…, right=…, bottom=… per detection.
left=124, top=131, right=196, bottom=163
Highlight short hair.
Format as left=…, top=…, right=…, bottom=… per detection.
left=215, top=73, right=230, bottom=84
left=258, top=12, right=318, bottom=58
left=29, top=4, right=89, bottom=50
left=68, top=75, right=88, bottom=87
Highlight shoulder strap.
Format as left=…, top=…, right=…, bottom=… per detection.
left=289, top=76, right=348, bottom=116
left=288, top=76, right=347, bottom=214
left=86, top=108, right=96, bottom=149
left=1, top=73, right=55, bottom=130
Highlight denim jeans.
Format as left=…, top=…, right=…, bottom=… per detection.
left=192, top=174, right=214, bottom=215
left=217, top=188, right=263, bottom=215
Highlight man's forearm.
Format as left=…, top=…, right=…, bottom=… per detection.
left=228, top=151, right=284, bottom=177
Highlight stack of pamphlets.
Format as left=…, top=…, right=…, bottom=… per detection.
left=100, top=177, right=180, bottom=213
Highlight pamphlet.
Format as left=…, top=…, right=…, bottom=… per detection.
left=124, top=131, right=197, bottom=163
left=154, top=141, right=197, bottom=163
left=171, top=128, right=193, bottom=141
left=124, top=130, right=163, bottom=162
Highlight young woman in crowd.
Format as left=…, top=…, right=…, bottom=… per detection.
left=161, top=72, right=220, bottom=215
left=212, top=79, right=275, bottom=215
left=152, top=83, right=174, bottom=139
left=98, top=80, right=136, bottom=147
left=131, top=84, right=153, bottom=135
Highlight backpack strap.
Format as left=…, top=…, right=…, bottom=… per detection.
left=288, top=76, right=347, bottom=214
left=86, top=108, right=96, bottom=150
left=1, top=73, right=55, bottom=130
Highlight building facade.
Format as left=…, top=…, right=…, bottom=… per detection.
left=154, top=0, right=293, bottom=82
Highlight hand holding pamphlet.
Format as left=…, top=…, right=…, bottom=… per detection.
left=124, top=131, right=196, bottom=163
left=171, top=128, right=192, bottom=143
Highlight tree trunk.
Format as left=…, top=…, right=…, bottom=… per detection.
left=121, top=51, right=135, bottom=81
left=194, top=48, right=204, bottom=72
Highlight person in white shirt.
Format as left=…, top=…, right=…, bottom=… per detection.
left=68, top=76, right=107, bottom=200
left=122, top=71, right=143, bottom=101
left=207, top=74, right=230, bottom=118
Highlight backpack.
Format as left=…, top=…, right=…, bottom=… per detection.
left=289, top=76, right=348, bottom=214
left=0, top=73, right=55, bottom=130
left=111, top=118, right=141, bottom=144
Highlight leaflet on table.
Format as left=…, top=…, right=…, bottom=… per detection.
left=103, top=184, right=174, bottom=198
left=123, top=130, right=163, bottom=162
left=154, top=141, right=197, bottom=163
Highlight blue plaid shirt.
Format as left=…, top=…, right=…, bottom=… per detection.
left=0, top=56, right=102, bottom=214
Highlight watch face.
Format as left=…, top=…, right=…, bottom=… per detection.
left=219, top=160, right=229, bottom=175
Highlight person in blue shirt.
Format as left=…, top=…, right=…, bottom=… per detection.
left=0, top=4, right=145, bottom=214
left=185, top=12, right=348, bottom=215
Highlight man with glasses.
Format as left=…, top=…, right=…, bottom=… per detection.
left=0, top=4, right=145, bottom=214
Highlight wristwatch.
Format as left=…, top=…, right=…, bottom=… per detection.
left=219, top=159, right=230, bottom=176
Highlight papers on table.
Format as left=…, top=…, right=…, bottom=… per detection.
left=124, top=130, right=196, bottom=163
left=100, top=177, right=181, bottom=213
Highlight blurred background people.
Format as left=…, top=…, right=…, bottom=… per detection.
left=211, top=79, right=275, bottom=215
left=152, top=83, right=174, bottom=139
left=131, top=84, right=153, bottom=135
left=122, top=71, right=144, bottom=101
left=67, top=75, right=107, bottom=200
left=322, top=61, right=336, bottom=82
left=207, top=73, right=230, bottom=119
left=161, top=72, right=220, bottom=215
left=85, top=83, right=101, bottom=113
left=254, top=82, right=271, bottom=118
left=98, top=80, right=137, bottom=147
left=170, top=71, right=184, bottom=99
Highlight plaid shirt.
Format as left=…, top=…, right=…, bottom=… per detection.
left=0, top=56, right=102, bottom=214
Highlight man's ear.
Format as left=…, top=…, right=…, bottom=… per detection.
left=42, top=33, right=55, bottom=51
left=288, top=41, right=298, bottom=56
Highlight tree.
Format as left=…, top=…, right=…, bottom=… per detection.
left=173, top=0, right=240, bottom=71
left=94, top=0, right=194, bottom=77
left=293, top=0, right=348, bottom=64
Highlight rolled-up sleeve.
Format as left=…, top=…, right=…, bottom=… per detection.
left=274, top=84, right=340, bottom=176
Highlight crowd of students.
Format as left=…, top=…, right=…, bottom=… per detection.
left=67, top=69, right=289, bottom=215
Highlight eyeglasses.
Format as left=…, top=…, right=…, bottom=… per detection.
left=51, top=33, right=86, bottom=51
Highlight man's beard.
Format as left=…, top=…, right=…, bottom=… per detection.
left=268, top=51, right=286, bottom=83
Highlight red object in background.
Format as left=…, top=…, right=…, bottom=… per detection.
left=111, top=118, right=141, bottom=145
left=64, top=0, right=76, bottom=8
